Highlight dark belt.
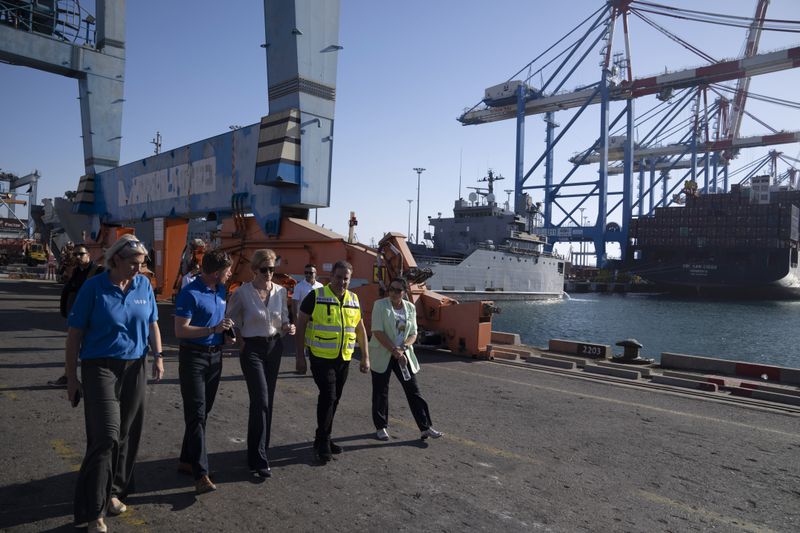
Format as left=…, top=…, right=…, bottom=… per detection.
left=243, top=333, right=280, bottom=342
left=180, top=343, right=223, bottom=354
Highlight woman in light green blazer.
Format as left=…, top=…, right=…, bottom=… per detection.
left=368, top=278, right=442, bottom=441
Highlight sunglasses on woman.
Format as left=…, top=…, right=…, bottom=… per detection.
left=259, top=266, right=275, bottom=274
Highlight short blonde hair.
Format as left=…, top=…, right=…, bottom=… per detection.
left=251, top=249, right=277, bottom=270
left=104, top=234, right=148, bottom=270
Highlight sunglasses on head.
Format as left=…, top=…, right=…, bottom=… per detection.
left=259, top=266, right=275, bottom=274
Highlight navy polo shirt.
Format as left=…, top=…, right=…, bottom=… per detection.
left=175, top=277, right=227, bottom=346
left=68, top=272, right=158, bottom=360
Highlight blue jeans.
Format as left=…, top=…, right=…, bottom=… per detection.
left=178, top=345, right=222, bottom=479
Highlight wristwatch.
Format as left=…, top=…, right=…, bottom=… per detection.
left=154, top=352, right=163, bottom=358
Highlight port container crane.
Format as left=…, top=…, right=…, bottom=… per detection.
left=458, top=0, right=800, bottom=267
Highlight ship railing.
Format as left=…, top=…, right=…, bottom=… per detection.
left=414, top=255, right=463, bottom=266
left=476, top=242, right=561, bottom=259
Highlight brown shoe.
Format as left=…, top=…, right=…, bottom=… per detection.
left=177, top=461, right=193, bottom=475
left=195, top=475, right=217, bottom=494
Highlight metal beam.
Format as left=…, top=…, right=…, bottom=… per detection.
left=574, top=130, right=800, bottom=163
left=459, top=45, right=800, bottom=125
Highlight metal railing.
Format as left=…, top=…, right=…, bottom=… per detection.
left=0, top=1, right=95, bottom=46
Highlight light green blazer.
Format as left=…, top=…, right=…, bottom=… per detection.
left=368, top=297, right=420, bottom=374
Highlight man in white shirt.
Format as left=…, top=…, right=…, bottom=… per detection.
left=292, top=264, right=323, bottom=320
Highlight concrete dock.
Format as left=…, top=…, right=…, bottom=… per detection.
left=1, top=279, right=799, bottom=532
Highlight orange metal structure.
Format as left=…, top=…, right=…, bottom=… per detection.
left=217, top=217, right=495, bottom=357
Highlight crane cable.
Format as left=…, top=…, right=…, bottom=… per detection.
left=630, top=1, right=800, bottom=33
left=461, top=4, right=609, bottom=115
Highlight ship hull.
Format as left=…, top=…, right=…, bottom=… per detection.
left=630, top=247, right=800, bottom=299
left=416, top=248, right=565, bottom=301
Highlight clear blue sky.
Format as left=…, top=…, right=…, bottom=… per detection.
left=2, top=0, right=799, bottom=250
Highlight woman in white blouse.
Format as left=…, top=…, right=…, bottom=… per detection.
left=226, top=249, right=295, bottom=477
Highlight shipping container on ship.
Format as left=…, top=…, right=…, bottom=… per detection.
left=626, top=176, right=800, bottom=298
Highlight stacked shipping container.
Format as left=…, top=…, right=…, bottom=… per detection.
left=629, top=184, right=800, bottom=250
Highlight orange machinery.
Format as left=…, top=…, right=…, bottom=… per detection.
left=216, top=216, right=495, bottom=358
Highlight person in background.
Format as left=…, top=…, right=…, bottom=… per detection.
left=65, top=234, right=164, bottom=533
left=291, top=263, right=323, bottom=321
left=226, top=249, right=295, bottom=478
left=295, top=260, right=370, bottom=463
left=46, top=250, right=57, bottom=280
left=180, top=239, right=206, bottom=279
left=291, top=264, right=323, bottom=367
left=368, top=278, right=442, bottom=441
left=58, top=241, right=76, bottom=283
left=49, top=245, right=104, bottom=387
left=174, top=249, right=235, bottom=494
left=181, top=258, right=201, bottom=289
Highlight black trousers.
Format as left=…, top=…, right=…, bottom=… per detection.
left=239, top=336, right=282, bottom=470
left=178, top=345, right=222, bottom=480
left=309, top=356, right=350, bottom=441
left=74, top=357, right=146, bottom=524
left=371, top=358, right=433, bottom=432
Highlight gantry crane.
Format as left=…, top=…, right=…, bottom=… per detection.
left=459, top=0, right=800, bottom=267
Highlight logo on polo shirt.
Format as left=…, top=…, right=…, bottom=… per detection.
left=133, top=299, right=148, bottom=305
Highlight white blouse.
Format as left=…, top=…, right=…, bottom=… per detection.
left=226, top=281, right=290, bottom=338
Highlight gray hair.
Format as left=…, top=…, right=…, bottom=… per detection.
left=104, top=234, right=148, bottom=270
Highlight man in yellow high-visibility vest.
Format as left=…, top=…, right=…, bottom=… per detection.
left=295, top=260, right=370, bottom=463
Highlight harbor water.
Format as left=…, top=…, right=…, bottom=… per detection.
left=492, top=292, right=800, bottom=369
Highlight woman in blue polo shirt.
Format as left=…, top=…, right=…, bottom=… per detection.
left=65, top=234, right=163, bottom=533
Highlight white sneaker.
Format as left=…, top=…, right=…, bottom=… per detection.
left=421, top=427, right=443, bottom=440
left=376, top=428, right=389, bottom=441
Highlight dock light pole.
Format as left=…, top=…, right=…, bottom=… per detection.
left=579, top=207, right=586, bottom=267
left=406, top=199, right=413, bottom=240
left=413, top=167, right=425, bottom=244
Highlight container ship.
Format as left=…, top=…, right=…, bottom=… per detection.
left=626, top=175, right=800, bottom=298
left=411, top=172, right=565, bottom=301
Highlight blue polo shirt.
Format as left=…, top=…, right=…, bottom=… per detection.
left=175, top=277, right=227, bottom=346
left=68, top=272, right=158, bottom=360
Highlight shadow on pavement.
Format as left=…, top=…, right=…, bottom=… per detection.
left=0, top=442, right=319, bottom=530
left=0, top=361, right=65, bottom=369
left=0, top=309, right=66, bottom=334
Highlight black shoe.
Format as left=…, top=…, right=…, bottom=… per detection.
left=48, top=375, right=68, bottom=387
left=314, top=438, right=332, bottom=463
left=329, top=441, right=342, bottom=455
left=252, top=468, right=271, bottom=478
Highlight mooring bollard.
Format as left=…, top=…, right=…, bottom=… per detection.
left=613, top=338, right=654, bottom=365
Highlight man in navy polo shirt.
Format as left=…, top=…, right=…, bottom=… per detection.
left=174, top=249, right=234, bottom=494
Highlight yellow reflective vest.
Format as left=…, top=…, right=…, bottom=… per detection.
left=304, top=285, right=361, bottom=360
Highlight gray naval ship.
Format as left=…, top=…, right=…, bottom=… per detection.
left=411, top=171, right=565, bottom=300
